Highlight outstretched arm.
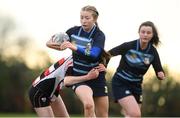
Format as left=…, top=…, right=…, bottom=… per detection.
left=152, top=49, right=166, bottom=80
left=64, top=68, right=99, bottom=86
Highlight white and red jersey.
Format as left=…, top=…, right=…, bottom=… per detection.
left=32, top=56, right=73, bottom=98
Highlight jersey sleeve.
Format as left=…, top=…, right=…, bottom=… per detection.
left=66, top=26, right=79, bottom=40
left=76, top=28, right=105, bottom=61
left=93, top=31, right=105, bottom=49
left=77, top=46, right=102, bottom=59
left=152, top=48, right=164, bottom=74
left=108, top=42, right=128, bottom=57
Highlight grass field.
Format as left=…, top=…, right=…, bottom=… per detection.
left=0, top=113, right=37, bottom=117
left=0, top=113, right=84, bottom=117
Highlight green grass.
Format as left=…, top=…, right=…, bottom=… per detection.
left=0, top=113, right=37, bottom=117
left=0, top=113, right=120, bottom=117
left=0, top=113, right=83, bottom=117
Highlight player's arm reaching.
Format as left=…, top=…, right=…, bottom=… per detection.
left=64, top=64, right=106, bottom=86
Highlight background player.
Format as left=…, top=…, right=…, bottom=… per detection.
left=108, top=21, right=166, bottom=117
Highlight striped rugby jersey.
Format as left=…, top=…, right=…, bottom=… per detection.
left=32, top=56, right=73, bottom=98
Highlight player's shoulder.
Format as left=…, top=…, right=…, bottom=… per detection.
left=122, top=39, right=137, bottom=47
left=115, top=39, right=137, bottom=51
left=66, top=26, right=81, bottom=35
left=93, top=26, right=105, bottom=39
left=95, top=26, right=104, bottom=34
left=67, top=26, right=80, bottom=31
left=150, top=44, right=158, bottom=54
left=129, top=39, right=137, bottom=44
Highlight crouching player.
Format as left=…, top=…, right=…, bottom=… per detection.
left=28, top=55, right=105, bottom=117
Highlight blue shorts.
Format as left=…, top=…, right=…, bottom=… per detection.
left=72, top=82, right=108, bottom=97
left=71, top=72, right=108, bottom=97
left=112, top=73, right=143, bottom=103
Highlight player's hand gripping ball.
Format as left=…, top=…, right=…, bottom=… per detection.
left=51, top=32, right=70, bottom=45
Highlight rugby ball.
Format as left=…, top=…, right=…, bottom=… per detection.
left=51, top=32, right=70, bottom=44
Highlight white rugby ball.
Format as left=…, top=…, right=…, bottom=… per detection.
left=51, top=32, right=70, bottom=44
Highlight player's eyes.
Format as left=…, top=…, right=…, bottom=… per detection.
left=81, top=16, right=90, bottom=20
left=141, top=30, right=151, bottom=34
left=146, top=31, right=152, bottom=34
left=140, top=31, right=145, bottom=34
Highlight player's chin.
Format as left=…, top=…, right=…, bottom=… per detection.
left=141, top=39, right=149, bottom=43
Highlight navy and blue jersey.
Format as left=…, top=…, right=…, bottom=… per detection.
left=109, top=39, right=164, bottom=83
left=66, top=25, right=106, bottom=86
left=66, top=26, right=105, bottom=86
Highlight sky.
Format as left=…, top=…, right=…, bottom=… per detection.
left=0, top=0, right=180, bottom=74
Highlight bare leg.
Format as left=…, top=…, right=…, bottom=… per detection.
left=75, top=85, right=96, bottom=117
left=118, top=95, right=141, bottom=117
left=51, top=95, right=69, bottom=117
left=94, top=96, right=109, bottom=118
left=34, top=106, right=54, bottom=117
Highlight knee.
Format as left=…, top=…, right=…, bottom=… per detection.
left=83, top=102, right=94, bottom=111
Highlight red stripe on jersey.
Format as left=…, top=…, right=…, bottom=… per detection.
left=58, top=58, right=65, bottom=65
left=44, top=69, right=50, bottom=76
left=56, top=84, right=60, bottom=91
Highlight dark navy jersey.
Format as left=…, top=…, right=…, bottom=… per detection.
left=66, top=26, right=105, bottom=75
left=109, top=39, right=164, bottom=83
